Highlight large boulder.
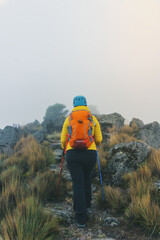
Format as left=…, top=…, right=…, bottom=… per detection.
left=135, top=121, right=160, bottom=149
left=105, top=141, right=151, bottom=187
left=23, top=120, right=45, bottom=143
left=98, top=113, right=125, bottom=132
left=129, top=118, right=144, bottom=129
left=0, top=126, right=22, bottom=148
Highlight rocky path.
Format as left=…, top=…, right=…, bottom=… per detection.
left=45, top=187, right=156, bottom=240
left=49, top=148, right=157, bottom=240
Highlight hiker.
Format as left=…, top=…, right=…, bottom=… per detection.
left=61, top=96, right=102, bottom=228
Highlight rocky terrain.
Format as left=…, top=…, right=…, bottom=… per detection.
left=0, top=111, right=160, bottom=239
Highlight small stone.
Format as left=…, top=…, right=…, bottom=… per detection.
left=110, top=222, right=118, bottom=227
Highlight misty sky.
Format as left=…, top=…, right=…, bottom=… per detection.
left=0, top=0, right=160, bottom=129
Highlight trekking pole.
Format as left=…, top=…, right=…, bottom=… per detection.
left=97, top=151, right=105, bottom=201
left=56, top=136, right=68, bottom=199
left=56, top=150, right=65, bottom=199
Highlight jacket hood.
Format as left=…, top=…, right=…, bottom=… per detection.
left=72, top=106, right=91, bottom=112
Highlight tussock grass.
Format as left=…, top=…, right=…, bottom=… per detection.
left=122, top=165, right=152, bottom=190
left=148, top=148, right=160, bottom=178
left=0, top=153, right=7, bottom=162
left=1, top=196, right=60, bottom=240
left=0, top=177, right=23, bottom=221
left=0, top=166, right=22, bottom=194
left=4, top=136, right=55, bottom=175
left=122, top=162, right=160, bottom=234
left=32, top=171, right=71, bottom=202
left=0, top=136, right=66, bottom=239
left=97, top=185, right=130, bottom=214
left=125, top=194, right=160, bottom=234
left=0, top=166, right=22, bottom=185
left=96, top=145, right=160, bottom=234
left=96, top=145, right=108, bottom=170
left=0, top=154, right=7, bottom=173
left=108, top=133, right=137, bottom=148
left=108, top=124, right=139, bottom=148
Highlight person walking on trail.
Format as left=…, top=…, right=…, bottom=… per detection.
left=61, top=96, right=102, bottom=228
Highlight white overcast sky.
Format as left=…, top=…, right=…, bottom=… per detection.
left=0, top=0, right=160, bottom=128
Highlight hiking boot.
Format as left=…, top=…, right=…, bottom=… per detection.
left=86, top=208, right=92, bottom=222
left=75, top=221, right=85, bottom=228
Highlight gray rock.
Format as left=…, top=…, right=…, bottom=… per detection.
left=98, top=113, right=125, bottom=133
left=25, top=120, right=41, bottom=129
left=154, top=180, right=160, bottom=190
left=53, top=149, right=63, bottom=162
left=51, top=163, right=72, bottom=181
left=135, top=121, right=160, bottom=149
left=129, top=118, right=144, bottom=129
left=0, top=146, right=14, bottom=155
left=50, top=208, right=73, bottom=225
left=51, top=142, right=61, bottom=150
left=105, top=141, right=151, bottom=186
left=102, top=214, right=119, bottom=227
left=32, top=129, right=44, bottom=143
left=0, top=126, right=22, bottom=148
left=23, top=120, right=45, bottom=143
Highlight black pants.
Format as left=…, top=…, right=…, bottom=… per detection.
left=66, top=149, right=97, bottom=225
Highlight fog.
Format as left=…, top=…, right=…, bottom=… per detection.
left=0, top=0, right=160, bottom=128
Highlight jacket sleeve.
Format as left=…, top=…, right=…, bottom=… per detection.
left=61, top=116, right=69, bottom=149
left=93, top=116, right=103, bottom=146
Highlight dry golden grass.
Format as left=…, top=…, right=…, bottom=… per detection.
left=108, top=124, right=138, bottom=135
left=125, top=194, right=160, bottom=234
left=108, top=133, right=137, bottom=148
left=0, top=166, right=22, bottom=185
left=32, top=170, right=71, bottom=202
left=96, top=145, right=108, bottom=170
left=122, top=162, right=160, bottom=234
left=4, top=136, right=55, bottom=175
left=96, top=128, right=160, bottom=235
left=148, top=148, right=160, bottom=177
left=1, top=196, right=60, bottom=240
left=0, top=176, right=23, bottom=221
left=108, top=124, right=140, bottom=148
left=108, top=125, right=118, bottom=134
left=97, top=185, right=130, bottom=213
left=47, top=131, right=61, bottom=141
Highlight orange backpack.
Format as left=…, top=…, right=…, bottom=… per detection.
left=67, top=110, right=94, bottom=150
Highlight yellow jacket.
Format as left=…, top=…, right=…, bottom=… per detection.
left=61, top=106, right=102, bottom=151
